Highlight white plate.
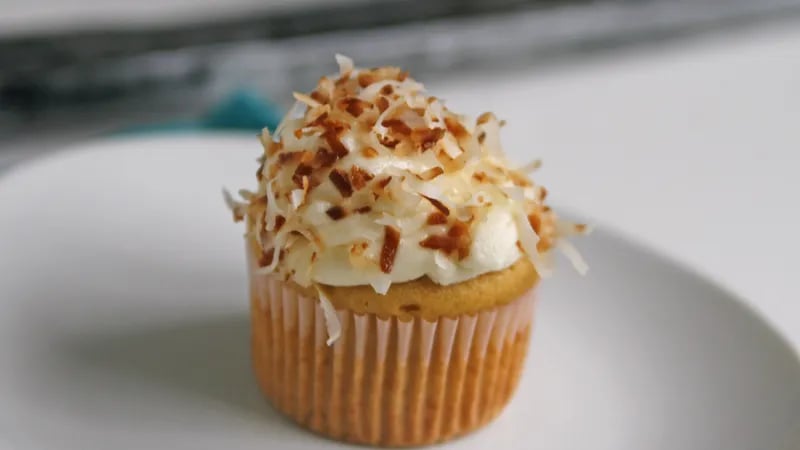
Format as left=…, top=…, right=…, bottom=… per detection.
left=0, top=134, right=798, bottom=450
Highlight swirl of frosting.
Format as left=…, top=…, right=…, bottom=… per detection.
left=228, top=55, right=585, bottom=295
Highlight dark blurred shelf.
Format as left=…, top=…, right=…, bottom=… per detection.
left=1, top=0, right=800, bottom=126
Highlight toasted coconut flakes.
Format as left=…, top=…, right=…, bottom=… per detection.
left=514, top=212, right=551, bottom=277
left=274, top=215, right=286, bottom=232
left=349, top=165, right=374, bottom=190
left=433, top=250, right=455, bottom=271
left=255, top=232, right=288, bottom=274
left=419, top=235, right=458, bottom=254
left=377, top=176, right=394, bottom=190
left=254, top=214, right=265, bottom=247
left=382, top=118, right=412, bottom=135
left=325, top=205, right=347, bottom=220
left=539, top=186, right=548, bottom=201
left=427, top=211, right=448, bottom=225
left=310, top=90, right=327, bottom=104
left=260, top=248, right=286, bottom=270
left=415, top=127, right=445, bottom=151
left=313, top=147, right=338, bottom=168
left=232, top=57, right=585, bottom=291
left=440, top=134, right=463, bottom=159
left=275, top=101, right=304, bottom=139
left=315, top=286, right=342, bottom=345
left=509, top=171, right=533, bottom=187
left=361, top=147, right=379, bottom=158
left=293, top=91, right=320, bottom=108
left=421, top=194, right=450, bottom=216
left=335, top=54, right=354, bottom=74
left=417, top=166, right=444, bottom=181
left=263, top=180, right=281, bottom=231
left=528, top=213, right=542, bottom=234
left=501, top=185, right=526, bottom=204
left=290, top=188, right=306, bottom=210
left=380, top=225, right=400, bottom=273
left=292, top=163, right=312, bottom=187
left=339, top=97, right=370, bottom=117
left=308, top=111, right=329, bottom=127
left=477, top=118, right=503, bottom=157
left=237, top=189, right=256, bottom=200
left=323, top=131, right=349, bottom=158
left=256, top=161, right=266, bottom=182
left=554, top=221, right=593, bottom=237
left=519, top=159, right=542, bottom=173
left=476, top=112, right=497, bottom=125
left=357, top=72, right=375, bottom=88
left=444, top=116, right=468, bottom=139
left=464, top=191, right=491, bottom=207
left=329, top=168, right=353, bottom=198
left=369, top=275, right=392, bottom=295
left=348, top=241, right=372, bottom=268
left=222, top=188, right=247, bottom=222
left=257, top=248, right=276, bottom=268
left=278, top=151, right=307, bottom=165
left=259, top=127, right=272, bottom=147
left=375, top=96, right=390, bottom=113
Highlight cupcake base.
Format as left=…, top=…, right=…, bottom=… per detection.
left=250, top=274, right=536, bottom=447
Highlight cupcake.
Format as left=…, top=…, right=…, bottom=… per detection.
left=226, top=55, right=586, bottom=447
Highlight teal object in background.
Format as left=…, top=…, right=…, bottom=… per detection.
left=118, top=89, right=284, bottom=134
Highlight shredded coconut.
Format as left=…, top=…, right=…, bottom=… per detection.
left=315, top=286, right=342, bottom=345
left=228, top=55, right=587, bottom=298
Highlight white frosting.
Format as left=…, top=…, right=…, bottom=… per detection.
left=230, top=56, right=578, bottom=294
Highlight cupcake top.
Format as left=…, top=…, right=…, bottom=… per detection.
left=228, top=55, right=586, bottom=296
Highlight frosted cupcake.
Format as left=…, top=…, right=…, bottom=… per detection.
left=227, top=55, right=586, bottom=447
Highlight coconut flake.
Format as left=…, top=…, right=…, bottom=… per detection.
left=238, top=189, right=257, bottom=200
left=440, top=134, right=463, bottom=159
left=514, top=211, right=552, bottom=277
left=464, top=191, right=491, bottom=207
left=518, top=159, right=542, bottom=173
left=290, top=188, right=306, bottom=210
left=433, top=250, right=455, bottom=271
left=264, top=179, right=283, bottom=231
left=274, top=101, right=305, bottom=141
left=369, top=275, right=392, bottom=295
left=254, top=232, right=288, bottom=275
left=335, top=54, right=354, bottom=75
left=222, top=188, right=244, bottom=211
left=293, top=91, right=321, bottom=108
left=315, top=286, right=342, bottom=345
left=501, top=185, right=526, bottom=204
left=477, top=118, right=504, bottom=157
left=259, top=127, right=272, bottom=148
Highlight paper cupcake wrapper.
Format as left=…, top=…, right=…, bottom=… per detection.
left=249, top=273, right=536, bottom=447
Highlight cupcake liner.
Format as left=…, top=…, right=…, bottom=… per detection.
left=249, top=269, right=537, bottom=447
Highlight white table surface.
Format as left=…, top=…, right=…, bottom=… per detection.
left=432, top=23, right=800, bottom=350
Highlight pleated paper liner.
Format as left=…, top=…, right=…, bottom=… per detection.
left=250, top=272, right=536, bottom=447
